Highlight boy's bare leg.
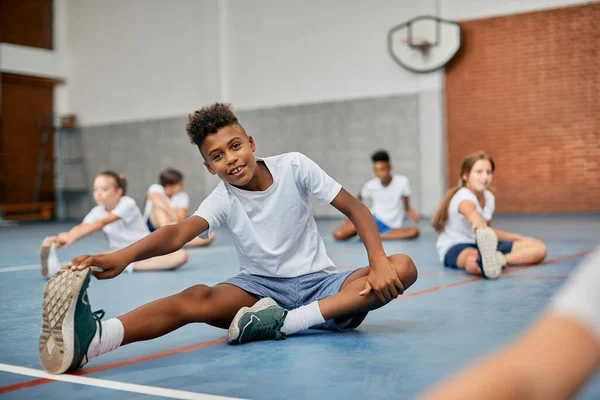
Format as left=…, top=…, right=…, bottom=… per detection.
left=318, top=254, right=418, bottom=321
left=379, top=227, right=420, bottom=240
left=39, top=269, right=260, bottom=374
left=333, top=219, right=358, bottom=241
left=131, top=249, right=188, bottom=271
left=119, top=283, right=258, bottom=344
left=149, top=207, right=176, bottom=228
left=505, top=237, right=547, bottom=266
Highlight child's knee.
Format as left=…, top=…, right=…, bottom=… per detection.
left=178, top=284, right=213, bottom=320
left=389, top=254, right=418, bottom=289
left=166, top=250, right=188, bottom=270
left=332, top=229, right=345, bottom=241
left=178, top=250, right=189, bottom=264
left=534, top=240, right=547, bottom=261
left=333, top=228, right=352, bottom=241
left=181, top=284, right=211, bottom=300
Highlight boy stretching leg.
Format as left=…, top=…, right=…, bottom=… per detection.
left=39, top=103, right=417, bottom=374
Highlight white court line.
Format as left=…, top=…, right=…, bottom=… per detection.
left=0, top=363, right=243, bottom=400
left=0, top=247, right=231, bottom=273
left=0, top=264, right=39, bottom=272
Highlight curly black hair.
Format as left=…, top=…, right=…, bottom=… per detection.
left=371, top=150, right=390, bottom=163
left=186, top=103, right=240, bottom=148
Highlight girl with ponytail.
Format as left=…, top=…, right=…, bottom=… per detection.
left=432, top=151, right=546, bottom=279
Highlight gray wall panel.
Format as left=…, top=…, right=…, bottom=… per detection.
left=70, top=94, right=421, bottom=219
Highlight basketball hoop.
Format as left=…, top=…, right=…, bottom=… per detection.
left=388, top=15, right=461, bottom=73
left=405, top=38, right=432, bottom=56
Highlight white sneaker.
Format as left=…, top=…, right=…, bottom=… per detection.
left=40, top=242, right=61, bottom=279
left=475, top=227, right=503, bottom=279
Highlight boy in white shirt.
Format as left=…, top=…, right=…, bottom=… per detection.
left=333, top=150, right=420, bottom=241
left=39, top=103, right=418, bottom=374
left=144, top=168, right=214, bottom=247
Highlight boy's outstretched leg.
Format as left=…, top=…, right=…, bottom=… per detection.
left=39, top=267, right=258, bottom=374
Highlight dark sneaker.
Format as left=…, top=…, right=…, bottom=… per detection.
left=228, top=297, right=287, bottom=344
left=40, top=242, right=61, bottom=279
left=475, top=227, right=503, bottom=279
left=39, top=267, right=104, bottom=374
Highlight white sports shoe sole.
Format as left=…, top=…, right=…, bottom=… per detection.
left=39, top=267, right=89, bottom=374
left=40, top=242, right=61, bottom=279
left=475, top=227, right=503, bottom=279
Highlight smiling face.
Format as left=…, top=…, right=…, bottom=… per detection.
left=200, top=124, right=258, bottom=187
left=463, top=159, right=493, bottom=193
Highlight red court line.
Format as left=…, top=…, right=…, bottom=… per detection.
left=418, top=271, right=468, bottom=277
left=1, top=249, right=594, bottom=394
left=399, top=277, right=482, bottom=299
left=504, top=250, right=596, bottom=276
left=0, top=378, right=54, bottom=394
left=503, top=275, right=568, bottom=280
left=397, top=250, right=595, bottom=299
left=0, top=338, right=226, bottom=393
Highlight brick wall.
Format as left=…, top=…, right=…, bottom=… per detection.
left=445, top=2, right=599, bottom=213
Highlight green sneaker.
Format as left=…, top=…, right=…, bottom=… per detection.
left=39, top=267, right=104, bottom=374
left=228, top=297, right=287, bottom=344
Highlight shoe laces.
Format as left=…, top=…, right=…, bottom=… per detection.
left=251, top=316, right=286, bottom=341
left=92, top=308, right=105, bottom=339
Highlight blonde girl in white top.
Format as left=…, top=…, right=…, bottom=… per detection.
left=431, top=151, right=546, bottom=279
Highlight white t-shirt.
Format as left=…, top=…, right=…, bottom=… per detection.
left=360, top=175, right=411, bottom=229
left=83, top=196, right=150, bottom=250
left=193, top=152, right=342, bottom=278
left=551, top=249, right=600, bottom=342
left=143, top=183, right=190, bottom=219
left=436, top=188, right=495, bottom=262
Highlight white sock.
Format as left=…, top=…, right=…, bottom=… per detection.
left=281, top=301, right=325, bottom=335
left=48, top=245, right=61, bottom=276
left=87, top=318, right=124, bottom=360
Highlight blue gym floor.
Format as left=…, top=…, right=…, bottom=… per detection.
left=1, top=215, right=599, bottom=399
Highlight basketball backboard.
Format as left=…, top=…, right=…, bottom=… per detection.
left=388, top=16, right=461, bottom=73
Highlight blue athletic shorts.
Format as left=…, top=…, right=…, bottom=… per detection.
left=444, top=241, right=513, bottom=269
left=146, top=218, right=156, bottom=233
left=373, top=215, right=392, bottom=234
left=222, top=269, right=368, bottom=331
